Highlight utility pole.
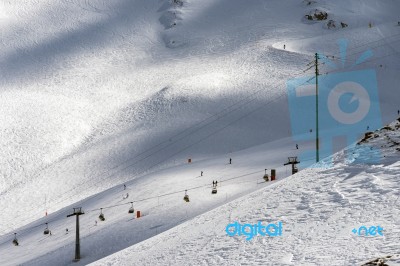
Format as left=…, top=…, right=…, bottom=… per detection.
left=315, top=53, right=320, bottom=163
left=67, top=207, right=84, bottom=261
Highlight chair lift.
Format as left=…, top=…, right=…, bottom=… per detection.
left=263, top=169, right=269, bottom=182
left=183, top=190, right=190, bottom=202
left=44, top=222, right=50, bottom=235
left=212, top=182, right=217, bottom=194
left=12, top=233, right=18, bottom=246
left=99, top=208, right=105, bottom=221
left=128, top=202, right=135, bottom=214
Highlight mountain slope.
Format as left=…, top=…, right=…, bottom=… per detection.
left=0, top=0, right=399, bottom=264
left=92, top=119, right=400, bottom=266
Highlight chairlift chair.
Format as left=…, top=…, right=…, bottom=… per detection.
left=128, top=202, right=135, bottom=214
left=99, top=208, right=105, bottom=221
left=44, top=223, right=50, bottom=235
left=12, top=233, right=18, bottom=246
left=263, top=169, right=269, bottom=182
left=183, top=190, right=190, bottom=202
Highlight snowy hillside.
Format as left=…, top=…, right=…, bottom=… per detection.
left=0, top=0, right=310, bottom=234
left=93, top=120, right=400, bottom=266
left=0, top=0, right=399, bottom=265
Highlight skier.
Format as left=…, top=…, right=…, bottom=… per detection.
left=212, top=181, right=215, bottom=186
left=95, top=221, right=97, bottom=226
left=66, top=228, right=69, bottom=235
left=124, top=184, right=126, bottom=190
left=229, top=158, right=232, bottom=164
left=296, top=144, right=299, bottom=149
left=215, top=181, right=218, bottom=186
left=201, top=171, right=203, bottom=176
left=283, top=44, right=286, bottom=49
left=367, top=126, right=370, bottom=130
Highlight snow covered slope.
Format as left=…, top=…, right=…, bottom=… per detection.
left=0, top=0, right=310, bottom=234
left=92, top=119, right=400, bottom=266
left=0, top=0, right=399, bottom=264
left=0, top=134, right=304, bottom=265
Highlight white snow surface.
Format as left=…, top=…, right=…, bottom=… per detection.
left=0, top=0, right=399, bottom=265
left=93, top=120, right=400, bottom=266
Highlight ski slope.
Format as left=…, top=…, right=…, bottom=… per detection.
left=0, top=135, right=303, bottom=265
left=0, top=0, right=311, bottom=234
left=93, top=121, right=400, bottom=266
left=0, top=0, right=399, bottom=265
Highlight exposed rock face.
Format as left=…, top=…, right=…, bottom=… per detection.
left=305, top=9, right=328, bottom=21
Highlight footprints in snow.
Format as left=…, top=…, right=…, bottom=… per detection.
left=158, top=0, right=184, bottom=47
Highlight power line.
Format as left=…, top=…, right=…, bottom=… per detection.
left=1, top=91, right=287, bottom=240
left=46, top=92, right=286, bottom=210
left=3, top=5, right=400, bottom=252
left=8, top=24, right=400, bottom=236
left=38, top=32, right=310, bottom=211
left=325, top=33, right=400, bottom=60
left=1, top=20, right=312, bottom=230
left=0, top=166, right=272, bottom=246
left=325, top=49, right=400, bottom=75
left=8, top=18, right=308, bottom=199
left=299, top=34, right=400, bottom=91
left=40, top=46, right=303, bottom=218
left=302, top=33, right=400, bottom=71
left=3, top=61, right=304, bottom=236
